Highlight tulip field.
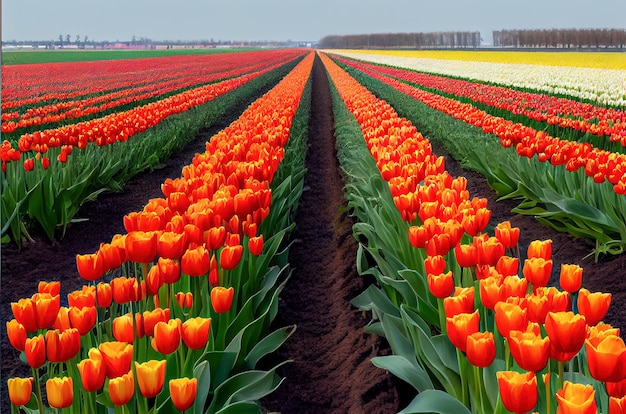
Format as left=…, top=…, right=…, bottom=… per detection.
left=3, top=47, right=626, bottom=413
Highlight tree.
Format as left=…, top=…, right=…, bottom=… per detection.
left=66, top=34, right=70, bottom=44
left=59, top=34, right=63, bottom=44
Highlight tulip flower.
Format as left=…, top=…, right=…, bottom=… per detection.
left=443, top=287, right=475, bottom=318
left=454, top=244, right=477, bottom=268
left=145, top=263, right=164, bottom=296
left=175, top=292, right=194, bottom=309
left=152, top=319, right=182, bottom=354
left=6, top=319, right=27, bottom=351
left=113, top=313, right=139, bottom=343
left=446, top=310, right=480, bottom=352
left=99, top=341, right=133, bottom=379
left=157, top=231, right=188, bottom=260
left=578, top=288, right=611, bottom=327
left=7, top=377, right=32, bottom=407
left=494, top=301, right=528, bottom=338
left=475, top=236, right=505, bottom=266
left=526, top=293, right=550, bottom=324
left=559, top=264, right=583, bottom=293
left=45, top=328, right=80, bottom=363
left=76, top=251, right=105, bottom=281
left=170, top=377, right=197, bottom=411
left=182, top=317, right=212, bottom=350
left=32, top=293, right=60, bottom=330
left=181, top=245, right=210, bottom=276
left=53, top=307, right=72, bottom=332
left=158, top=257, right=181, bottom=284
left=495, top=255, right=519, bottom=277
left=466, top=331, right=495, bottom=368
left=408, top=225, right=429, bottom=248
left=25, top=335, right=46, bottom=369
left=545, top=311, right=586, bottom=360
left=585, top=335, right=626, bottom=383
left=220, top=244, right=244, bottom=270
left=109, top=371, right=134, bottom=406
left=125, top=230, right=158, bottom=264
left=38, top=281, right=60, bottom=296
left=496, top=371, right=537, bottom=413
left=555, top=381, right=596, bottom=414
left=142, top=308, right=171, bottom=337
left=68, top=286, right=96, bottom=308
left=96, top=282, right=113, bottom=308
left=207, top=226, right=227, bottom=250
left=46, top=377, right=73, bottom=409
left=77, top=349, right=106, bottom=392
left=184, top=223, right=204, bottom=247
left=428, top=271, right=455, bottom=299
left=68, top=305, right=97, bottom=335
left=98, top=242, right=124, bottom=272
left=211, top=286, right=235, bottom=314
left=425, top=232, right=453, bottom=257
left=610, top=396, right=626, bottom=414
left=494, top=221, right=520, bottom=249
left=248, top=235, right=264, bottom=256
left=522, top=257, right=553, bottom=288
left=479, top=276, right=503, bottom=310
left=508, top=330, right=550, bottom=372
left=424, top=255, right=447, bottom=275
left=135, top=360, right=167, bottom=398
left=11, top=297, right=38, bottom=332
left=527, top=239, right=552, bottom=260
left=607, top=378, right=626, bottom=398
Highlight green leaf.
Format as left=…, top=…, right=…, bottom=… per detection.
left=243, top=325, right=296, bottom=369
left=398, top=389, right=471, bottom=414
left=371, top=355, right=434, bottom=392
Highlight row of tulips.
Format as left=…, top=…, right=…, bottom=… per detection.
left=1, top=54, right=305, bottom=245
left=334, top=56, right=626, bottom=196
left=2, top=50, right=305, bottom=135
left=332, top=55, right=626, bottom=258
left=2, top=50, right=294, bottom=110
left=321, top=51, right=625, bottom=413
left=336, top=57, right=626, bottom=150
left=6, top=51, right=315, bottom=413
left=329, top=50, right=626, bottom=107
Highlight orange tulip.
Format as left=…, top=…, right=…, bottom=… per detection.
left=207, top=226, right=227, bottom=250
left=607, top=378, right=626, bottom=398
left=494, top=301, right=528, bottom=338
left=167, top=191, right=190, bottom=213
left=559, top=264, right=583, bottom=293
left=6, top=319, right=27, bottom=351
left=446, top=310, right=480, bottom=352
left=152, top=319, right=182, bottom=354
left=96, top=282, right=113, bottom=308
left=53, top=306, right=72, bottom=332
left=408, top=225, right=429, bottom=248
left=610, top=396, right=626, bottom=414
left=578, top=288, right=611, bottom=327
left=145, top=263, right=164, bottom=296
left=522, top=257, right=553, bottom=288
left=545, top=311, right=586, bottom=360
left=585, top=335, right=626, bottom=383
left=170, top=377, right=197, bottom=411
left=495, top=255, right=519, bottom=277
left=425, top=255, right=446, bottom=275
left=443, top=287, right=475, bottom=318
left=125, top=230, right=158, bottom=263
left=500, top=275, right=528, bottom=301
left=77, top=349, right=106, bottom=392
left=157, top=231, right=188, bottom=260
left=526, top=293, right=550, bottom=324
left=113, top=313, right=139, bottom=343
left=555, top=381, right=596, bottom=414
left=25, top=334, right=46, bottom=369
left=142, top=308, right=170, bottom=337
left=479, top=276, right=503, bottom=310
left=68, top=305, right=97, bottom=335
left=182, top=317, right=212, bottom=350
left=496, top=371, right=537, bottom=414
left=11, top=297, right=38, bottom=332
left=111, top=276, right=142, bottom=304
left=46, top=377, right=73, bottom=409
left=466, top=331, right=495, bottom=368
left=181, top=245, right=210, bottom=276
left=76, top=251, right=105, bottom=281
left=7, top=377, right=32, bottom=407
left=508, top=330, right=550, bottom=372
left=476, top=236, right=505, bottom=266
left=99, top=341, right=133, bottom=379
left=428, top=271, right=454, bottom=299
left=527, top=239, right=552, bottom=260
left=109, top=371, right=134, bottom=406
left=32, top=293, right=60, bottom=330
left=454, top=243, right=477, bottom=268
left=158, top=257, right=181, bottom=284
left=220, top=244, right=244, bottom=270
left=98, top=242, right=124, bottom=272
left=175, top=292, right=194, bottom=309
left=45, top=328, right=80, bottom=363
left=184, top=223, right=204, bottom=247
left=211, top=286, right=235, bottom=314
left=135, top=360, right=167, bottom=398
left=494, top=221, right=520, bottom=249
left=68, top=285, right=96, bottom=308
left=38, top=281, right=61, bottom=296
left=425, top=232, right=453, bottom=257
left=248, top=235, right=264, bottom=256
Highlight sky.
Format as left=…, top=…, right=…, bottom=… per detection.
left=3, top=0, right=626, bottom=44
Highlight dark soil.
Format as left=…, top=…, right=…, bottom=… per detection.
left=3, top=54, right=626, bottom=413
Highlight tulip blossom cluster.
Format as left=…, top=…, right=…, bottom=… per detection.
left=336, top=56, right=626, bottom=195
left=321, top=51, right=626, bottom=413
left=330, top=50, right=626, bottom=107
left=6, top=52, right=315, bottom=412
left=336, top=57, right=626, bottom=146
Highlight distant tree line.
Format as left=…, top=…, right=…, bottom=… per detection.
left=319, top=31, right=481, bottom=49
left=493, top=28, right=626, bottom=48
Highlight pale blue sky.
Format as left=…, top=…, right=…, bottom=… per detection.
left=3, top=0, right=626, bottom=44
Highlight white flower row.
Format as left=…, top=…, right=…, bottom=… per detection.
left=329, top=51, right=626, bottom=108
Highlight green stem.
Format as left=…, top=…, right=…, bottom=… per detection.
left=558, top=361, right=564, bottom=391
left=546, top=371, right=551, bottom=414
left=32, top=367, right=45, bottom=414
left=457, top=348, right=469, bottom=407
left=473, top=365, right=484, bottom=413
left=504, top=339, right=511, bottom=371
left=437, top=298, right=447, bottom=335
